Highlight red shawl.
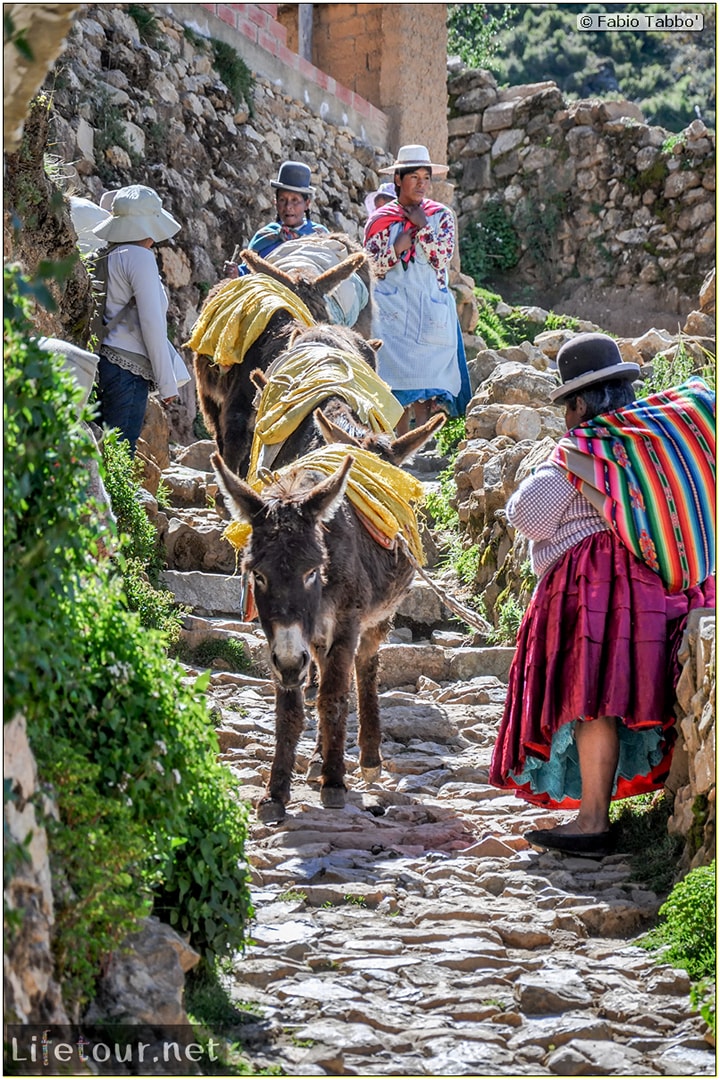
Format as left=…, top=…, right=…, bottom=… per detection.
left=363, top=198, right=447, bottom=263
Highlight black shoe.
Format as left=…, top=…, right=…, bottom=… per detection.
left=525, top=827, right=615, bottom=858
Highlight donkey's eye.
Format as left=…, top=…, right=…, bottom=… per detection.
left=253, top=571, right=268, bottom=591
left=303, top=568, right=318, bottom=588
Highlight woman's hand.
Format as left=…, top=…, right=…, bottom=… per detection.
left=223, top=261, right=240, bottom=279
left=162, top=396, right=177, bottom=406
left=404, top=204, right=428, bottom=230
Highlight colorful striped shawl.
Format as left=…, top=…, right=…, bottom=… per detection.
left=551, top=378, right=715, bottom=592
left=247, top=219, right=329, bottom=259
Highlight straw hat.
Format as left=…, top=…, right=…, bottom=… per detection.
left=379, top=144, right=449, bottom=176
left=270, top=161, right=313, bottom=195
left=91, top=185, right=181, bottom=243
left=549, top=333, right=641, bottom=402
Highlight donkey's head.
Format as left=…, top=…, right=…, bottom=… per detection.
left=241, top=248, right=367, bottom=324
left=314, top=409, right=446, bottom=467
left=213, top=452, right=353, bottom=689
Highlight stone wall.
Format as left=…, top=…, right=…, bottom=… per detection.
left=668, top=613, right=716, bottom=870
left=448, top=68, right=716, bottom=334
left=43, top=3, right=396, bottom=350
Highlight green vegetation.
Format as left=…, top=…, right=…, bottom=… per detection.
left=102, top=432, right=186, bottom=642
left=643, top=340, right=716, bottom=395
left=447, top=4, right=517, bottom=69
left=610, top=792, right=683, bottom=894
left=459, top=197, right=520, bottom=284
left=4, top=265, right=252, bottom=1015
left=639, top=859, right=716, bottom=1035
left=449, top=4, right=716, bottom=132
left=127, top=4, right=163, bottom=48
left=485, top=592, right=525, bottom=644
left=211, top=39, right=255, bottom=112
left=174, top=636, right=254, bottom=674
left=474, top=287, right=580, bottom=349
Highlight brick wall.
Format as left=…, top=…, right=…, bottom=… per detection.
left=201, top=2, right=385, bottom=126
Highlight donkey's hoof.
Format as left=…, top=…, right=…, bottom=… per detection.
left=257, top=798, right=286, bottom=824
left=321, top=786, right=346, bottom=810
left=306, top=758, right=323, bottom=784
left=361, top=764, right=382, bottom=784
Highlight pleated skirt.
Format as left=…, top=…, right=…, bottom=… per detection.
left=489, top=530, right=715, bottom=808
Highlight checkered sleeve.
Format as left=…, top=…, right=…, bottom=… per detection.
left=506, top=461, right=579, bottom=541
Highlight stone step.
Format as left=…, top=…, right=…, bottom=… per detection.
left=379, top=643, right=514, bottom=688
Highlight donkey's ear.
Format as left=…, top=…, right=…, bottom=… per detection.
left=390, top=412, right=446, bottom=465
left=313, top=408, right=362, bottom=449
left=314, top=252, right=366, bottom=295
left=302, top=454, right=353, bottom=523
left=241, top=249, right=296, bottom=289
left=250, top=367, right=268, bottom=392
left=368, top=338, right=383, bottom=353
left=211, top=452, right=265, bottom=524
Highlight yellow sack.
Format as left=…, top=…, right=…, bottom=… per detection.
left=223, top=445, right=425, bottom=564
left=183, top=275, right=315, bottom=366
left=247, top=345, right=404, bottom=481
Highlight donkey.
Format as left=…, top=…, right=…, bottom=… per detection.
left=192, top=248, right=366, bottom=476
left=250, top=319, right=446, bottom=473
left=213, top=449, right=427, bottom=822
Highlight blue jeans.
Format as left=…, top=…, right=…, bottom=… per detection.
left=97, top=354, right=150, bottom=455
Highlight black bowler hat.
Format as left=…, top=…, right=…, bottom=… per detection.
left=270, top=161, right=313, bottom=195
left=550, top=333, right=641, bottom=402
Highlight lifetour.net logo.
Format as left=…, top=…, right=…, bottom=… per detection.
left=4, top=1025, right=220, bottom=1075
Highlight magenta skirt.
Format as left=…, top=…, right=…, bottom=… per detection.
left=489, top=530, right=715, bottom=808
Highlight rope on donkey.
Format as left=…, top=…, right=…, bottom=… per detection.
left=395, top=533, right=494, bottom=636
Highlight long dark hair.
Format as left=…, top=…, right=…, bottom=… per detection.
left=566, top=378, right=636, bottom=420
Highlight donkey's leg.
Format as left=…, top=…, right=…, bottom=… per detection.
left=316, top=635, right=357, bottom=809
left=354, top=621, right=389, bottom=783
left=258, top=685, right=305, bottom=823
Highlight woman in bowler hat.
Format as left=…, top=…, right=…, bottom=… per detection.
left=223, top=160, right=329, bottom=276
left=489, top=333, right=715, bottom=857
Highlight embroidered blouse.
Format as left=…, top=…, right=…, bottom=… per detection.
left=364, top=206, right=455, bottom=290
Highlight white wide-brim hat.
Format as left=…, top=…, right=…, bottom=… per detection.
left=379, top=144, right=449, bottom=176
left=92, top=184, right=181, bottom=243
left=363, top=182, right=396, bottom=216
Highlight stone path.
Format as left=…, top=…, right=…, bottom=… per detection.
left=174, top=659, right=711, bottom=1077
left=158, top=441, right=714, bottom=1077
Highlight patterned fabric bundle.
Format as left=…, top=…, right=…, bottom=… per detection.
left=224, top=444, right=426, bottom=564
left=183, top=275, right=314, bottom=366
left=264, top=238, right=369, bottom=328
left=247, top=344, right=404, bottom=481
left=248, top=219, right=329, bottom=259
left=551, top=377, right=715, bottom=592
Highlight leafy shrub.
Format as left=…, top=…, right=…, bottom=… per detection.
left=174, top=637, right=253, bottom=674
left=100, top=432, right=185, bottom=641
left=4, top=266, right=252, bottom=1013
left=460, top=198, right=520, bottom=284
left=643, top=341, right=713, bottom=395
left=639, top=859, right=716, bottom=1035
left=434, top=415, right=466, bottom=459
left=211, top=39, right=255, bottom=112
left=486, top=592, right=526, bottom=644
left=643, top=861, right=716, bottom=980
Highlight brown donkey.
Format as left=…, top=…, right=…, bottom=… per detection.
left=192, top=248, right=366, bottom=476
left=212, top=447, right=434, bottom=823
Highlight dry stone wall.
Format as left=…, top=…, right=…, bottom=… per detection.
left=44, top=3, right=394, bottom=348
left=448, top=67, right=716, bottom=333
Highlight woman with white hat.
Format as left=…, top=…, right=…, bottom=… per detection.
left=363, top=144, right=470, bottom=434
left=91, top=184, right=187, bottom=453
